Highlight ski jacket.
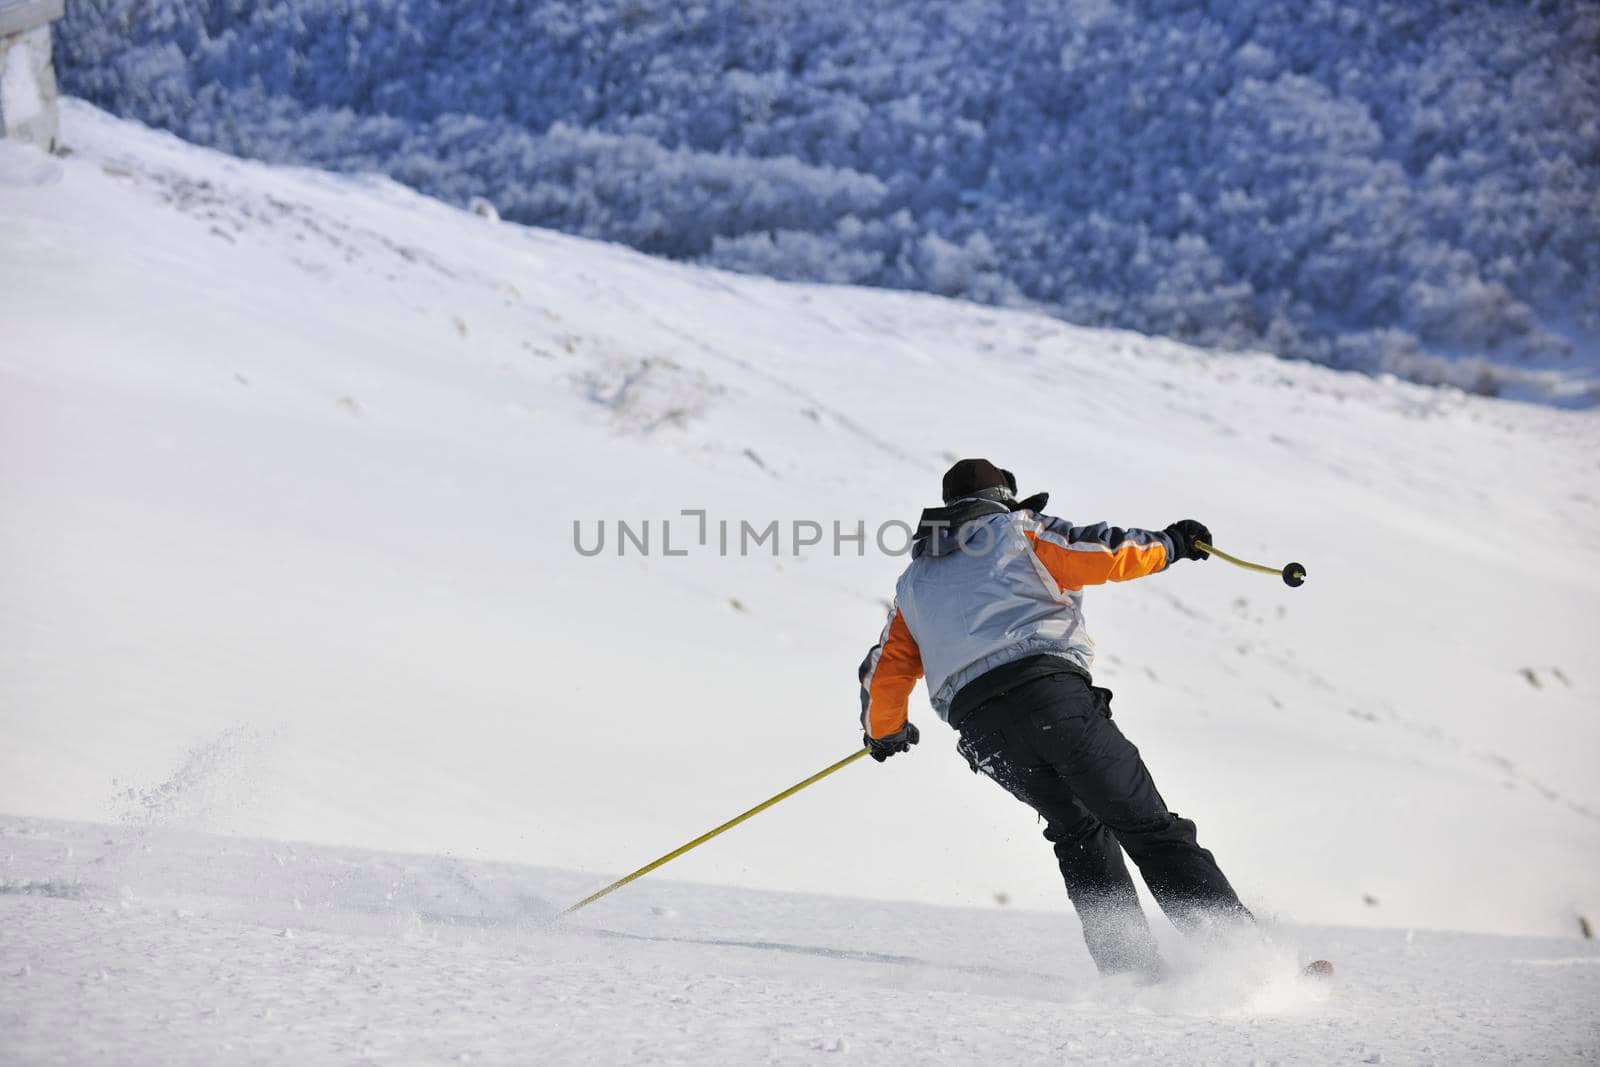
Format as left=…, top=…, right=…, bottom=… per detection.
left=858, top=499, right=1174, bottom=741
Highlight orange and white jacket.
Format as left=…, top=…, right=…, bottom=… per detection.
left=858, top=499, right=1173, bottom=740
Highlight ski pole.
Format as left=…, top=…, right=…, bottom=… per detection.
left=561, top=747, right=871, bottom=916
left=1194, top=540, right=1307, bottom=588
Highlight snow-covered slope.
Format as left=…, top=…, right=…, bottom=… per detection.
left=5, top=816, right=1598, bottom=1065
left=2, top=99, right=1599, bottom=967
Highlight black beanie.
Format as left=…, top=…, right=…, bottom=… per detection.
left=940, top=458, right=1050, bottom=513
left=942, top=458, right=1016, bottom=503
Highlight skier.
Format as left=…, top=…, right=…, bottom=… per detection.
left=857, top=458, right=1251, bottom=978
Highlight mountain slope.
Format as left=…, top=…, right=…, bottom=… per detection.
left=1, top=101, right=1599, bottom=952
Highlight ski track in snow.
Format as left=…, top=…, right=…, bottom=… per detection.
left=3, top=817, right=1598, bottom=1065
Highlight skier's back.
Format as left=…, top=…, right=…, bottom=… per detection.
left=858, top=459, right=1249, bottom=978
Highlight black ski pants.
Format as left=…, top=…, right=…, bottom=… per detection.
left=954, top=670, right=1249, bottom=975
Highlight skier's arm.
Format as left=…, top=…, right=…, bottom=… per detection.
left=858, top=605, right=924, bottom=742
left=1028, top=516, right=1174, bottom=590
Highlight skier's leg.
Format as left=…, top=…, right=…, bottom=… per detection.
left=1040, top=798, right=1167, bottom=976
left=956, top=714, right=1162, bottom=976
left=1013, top=674, right=1251, bottom=932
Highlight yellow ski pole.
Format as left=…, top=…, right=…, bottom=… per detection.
left=561, top=747, right=871, bottom=916
left=1194, top=540, right=1307, bottom=588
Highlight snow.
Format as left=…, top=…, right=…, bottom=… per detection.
left=1, top=101, right=1599, bottom=1060
left=4, top=817, right=1598, bottom=1064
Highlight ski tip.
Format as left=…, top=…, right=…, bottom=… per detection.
left=1302, top=959, right=1335, bottom=979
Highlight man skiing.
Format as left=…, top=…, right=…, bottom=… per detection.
left=857, top=458, right=1250, bottom=978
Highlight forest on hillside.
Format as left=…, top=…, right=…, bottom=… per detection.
left=58, top=0, right=1600, bottom=400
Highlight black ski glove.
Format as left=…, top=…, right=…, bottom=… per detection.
left=864, top=722, right=920, bottom=763
left=1164, top=520, right=1213, bottom=562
